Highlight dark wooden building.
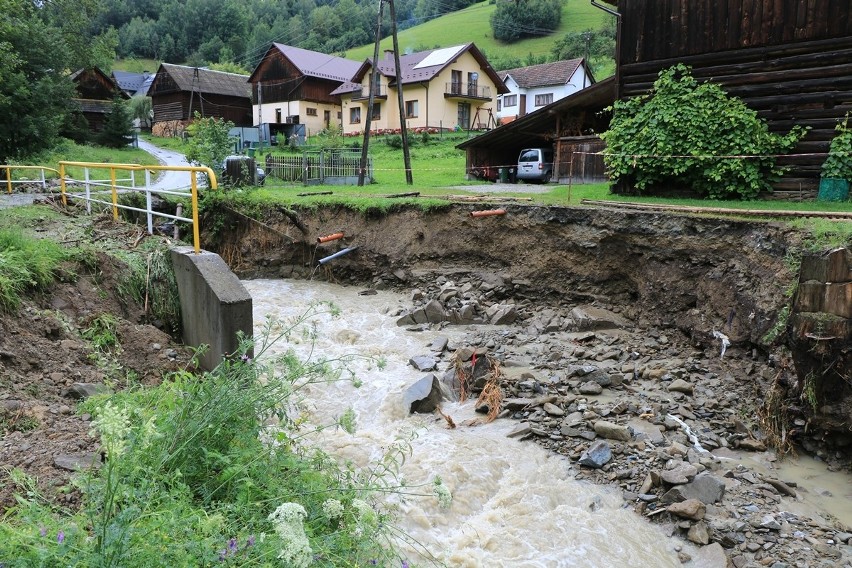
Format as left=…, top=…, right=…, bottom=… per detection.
left=70, top=68, right=127, bottom=133
left=605, top=0, right=852, bottom=191
left=147, top=63, right=252, bottom=130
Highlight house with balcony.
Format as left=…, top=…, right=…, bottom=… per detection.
left=69, top=68, right=128, bottom=134
left=248, top=44, right=362, bottom=143
left=496, top=58, right=594, bottom=124
left=331, top=43, right=508, bottom=135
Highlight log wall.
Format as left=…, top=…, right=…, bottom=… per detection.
left=615, top=0, right=852, bottom=191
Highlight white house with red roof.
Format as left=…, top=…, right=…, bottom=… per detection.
left=497, top=58, right=594, bottom=124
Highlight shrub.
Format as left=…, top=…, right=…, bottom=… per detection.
left=601, top=64, right=808, bottom=199
left=821, top=113, right=852, bottom=181
left=490, top=0, right=561, bottom=42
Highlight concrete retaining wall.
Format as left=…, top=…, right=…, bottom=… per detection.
left=171, top=247, right=253, bottom=371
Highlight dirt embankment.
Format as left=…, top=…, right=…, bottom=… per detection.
left=208, top=203, right=800, bottom=349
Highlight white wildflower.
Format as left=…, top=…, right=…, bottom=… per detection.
left=322, top=499, right=344, bottom=520
left=350, top=498, right=377, bottom=529
left=139, top=416, right=160, bottom=449
left=433, top=477, right=452, bottom=509
left=90, top=402, right=131, bottom=457
left=268, top=503, right=313, bottom=567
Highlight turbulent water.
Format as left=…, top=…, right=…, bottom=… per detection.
left=245, top=279, right=685, bottom=567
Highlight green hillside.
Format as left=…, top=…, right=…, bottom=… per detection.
left=344, top=0, right=610, bottom=71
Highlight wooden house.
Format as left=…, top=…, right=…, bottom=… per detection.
left=70, top=68, right=127, bottom=133
left=331, top=43, right=508, bottom=135
left=603, top=0, right=852, bottom=192
left=147, top=64, right=252, bottom=133
left=248, top=44, right=363, bottom=141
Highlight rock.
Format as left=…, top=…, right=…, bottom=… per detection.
left=578, top=440, right=612, bottom=469
left=570, top=306, right=632, bottom=331
left=507, top=423, right=532, bottom=439
left=593, top=420, right=631, bottom=441
left=396, top=312, right=416, bottom=326
left=430, top=336, right=449, bottom=353
left=759, top=514, right=782, bottom=531
left=423, top=299, right=446, bottom=323
left=409, top=355, right=437, bottom=371
left=64, top=382, right=112, bottom=400
left=403, top=374, right=443, bottom=414
left=486, top=304, right=518, bottom=325
left=667, top=379, right=694, bottom=394
left=687, top=521, right=711, bottom=545
left=54, top=453, right=101, bottom=471
left=660, top=473, right=726, bottom=505
left=578, top=381, right=603, bottom=395
left=543, top=402, right=564, bottom=416
left=627, top=418, right=666, bottom=445
left=667, top=498, right=706, bottom=520
left=737, top=438, right=767, bottom=451
left=688, top=542, right=727, bottom=568
left=660, top=462, right=698, bottom=485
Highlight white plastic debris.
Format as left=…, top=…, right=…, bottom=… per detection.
left=712, top=330, right=731, bottom=358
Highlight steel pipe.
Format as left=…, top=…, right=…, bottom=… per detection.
left=317, top=231, right=345, bottom=243
left=318, top=246, right=359, bottom=265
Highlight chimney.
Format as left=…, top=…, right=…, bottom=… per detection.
left=384, top=49, right=394, bottom=60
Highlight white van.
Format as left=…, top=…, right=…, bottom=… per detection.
left=517, top=147, right=554, bottom=183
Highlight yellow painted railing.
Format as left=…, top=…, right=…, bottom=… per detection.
left=3, top=165, right=60, bottom=194
left=57, top=162, right=218, bottom=254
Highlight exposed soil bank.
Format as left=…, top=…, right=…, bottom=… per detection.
left=209, top=203, right=798, bottom=352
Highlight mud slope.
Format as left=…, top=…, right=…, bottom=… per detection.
left=207, top=204, right=802, bottom=349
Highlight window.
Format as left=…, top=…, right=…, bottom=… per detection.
left=405, top=100, right=418, bottom=118
left=350, top=107, right=361, bottom=124
left=504, top=95, right=517, bottom=107
left=275, top=109, right=282, bottom=123
left=534, top=93, right=554, bottom=107
left=306, top=108, right=318, bottom=116
left=497, top=99, right=502, bottom=112
left=371, top=102, right=381, bottom=120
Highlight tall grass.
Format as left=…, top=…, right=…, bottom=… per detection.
left=0, top=309, right=448, bottom=567
left=0, top=228, right=68, bottom=311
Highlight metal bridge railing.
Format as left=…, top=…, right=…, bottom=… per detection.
left=58, top=162, right=218, bottom=254
left=3, top=165, right=61, bottom=193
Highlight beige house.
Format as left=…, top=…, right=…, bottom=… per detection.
left=332, top=43, right=508, bottom=135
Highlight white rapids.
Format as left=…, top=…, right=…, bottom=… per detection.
left=245, top=278, right=684, bottom=567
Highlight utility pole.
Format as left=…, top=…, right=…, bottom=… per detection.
left=389, top=0, right=412, bottom=184
left=583, top=32, right=591, bottom=89
left=358, top=0, right=384, bottom=186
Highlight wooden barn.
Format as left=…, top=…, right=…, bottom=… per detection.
left=605, top=0, right=852, bottom=192
left=147, top=64, right=252, bottom=133
left=70, top=68, right=127, bottom=133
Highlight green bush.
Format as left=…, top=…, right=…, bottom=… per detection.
left=821, top=113, right=852, bottom=181
left=490, top=0, right=561, bottom=42
left=601, top=64, right=808, bottom=199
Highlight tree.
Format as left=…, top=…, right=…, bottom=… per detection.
left=601, top=64, right=808, bottom=200
left=129, top=96, right=153, bottom=130
left=490, top=0, right=561, bottom=43
left=98, top=96, right=134, bottom=148
left=0, top=0, right=76, bottom=163
left=184, top=112, right=235, bottom=182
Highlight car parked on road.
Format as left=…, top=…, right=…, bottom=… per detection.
left=516, top=147, right=554, bottom=183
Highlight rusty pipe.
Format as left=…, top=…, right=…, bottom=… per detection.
left=317, top=232, right=345, bottom=243
left=318, top=246, right=359, bottom=265
left=470, top=209, right=506, bottom=218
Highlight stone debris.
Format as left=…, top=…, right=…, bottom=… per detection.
left=393, top=271, right=852, bottom=568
